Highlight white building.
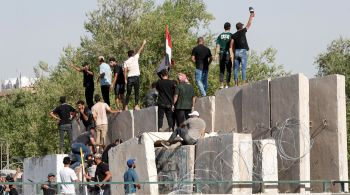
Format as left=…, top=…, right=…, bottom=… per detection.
left=0, top=76, right=36, bottom=91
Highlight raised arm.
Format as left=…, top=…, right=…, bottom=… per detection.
left=245, top=12, right=255, bottom=30
left=69, top=64, right=82, bottom=72
left=137, top=40, right=147, bottom=55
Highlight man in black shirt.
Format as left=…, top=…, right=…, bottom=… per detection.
left=41, top=173, right=57, bottom=195
left=156, top=69, right=176, bottom=131
left=102, top=138, right=123, bottom=164
left=191, top=37, right=212, bottom=97
left=50, top=96, right=76, bottom=153
left=69, top=62, right=94, bottom=109
left=230, top=11, right=255, bottom=86
left=85, top=153, right=111, bottom=195
left=76, top=100, right=95, bottom=134
left=109, top=57, right=125, bottom=109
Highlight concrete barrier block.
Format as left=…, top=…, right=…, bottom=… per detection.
left=194, top=96, right=215, bottom=133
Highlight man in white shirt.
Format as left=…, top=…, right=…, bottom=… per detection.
left=92, top=94, right=119, bottom=151
left=124, top=40, right=147, bottom=110
left=97, top=56, right=112, bottom=106
left=59, top=157, right=79, bottom=195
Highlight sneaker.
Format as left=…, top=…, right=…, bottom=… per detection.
left=225, top=85, right=229, bottom=89
left=219, top=85, right=224, bottom=89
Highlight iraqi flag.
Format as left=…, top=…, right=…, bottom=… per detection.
left=165, top=25, right=172, bottom=64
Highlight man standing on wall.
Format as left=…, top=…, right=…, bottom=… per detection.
left=69, top=62, right=95, bottom=109
left=214, top=22, right=232, bottom=89
left=124, top=40, right=147, bottom=110
left=97, top=56, right=112, bottom=106
left=230, top=9, right=255, bottom=86
left=191, top=37, right=212, bottom=97
left=50, top=96, right=76, bottom=153
left=109, top=57, right=125, bottom=109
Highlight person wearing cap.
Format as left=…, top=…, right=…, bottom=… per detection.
left=162, top=111, right=206, bottom=148
left=50, top=96, right=76, bottom=153
left=230, top=9, right=255, bottom=86
left=69, top=62, right=95, bottom=109
left=124, top=40, right=147, bottom=110
left=191, top=37, right=213, bottom=97
left=97, top=56, right=112, bottom=106
left=85, top=153, right=111, bottom=195
left=92, top=94, right=119, bottom=151
left=41, top=173, right=57, bottom=195
left=109, top=57, right=126, bottom=109
left=156, top=69, right=176, bottom=132
left=59, top=157, right=79, bottom=195
left=173, top=73, right=196, bottom=126
left=215, top=22, right=233, bottom=89
left=123, top=159, right=140, bottom=195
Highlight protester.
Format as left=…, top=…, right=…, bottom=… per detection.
left=215, top=22, right=233, bottom=89
left=102, top=138, right=123, bottom=164
left=156, top=69, right=176, bottom=131
left=109, top=58, right=125, bottom=109
left=69, top=62, right=95, bottom=109
left=161, top=111, right=206, bottom=149
left=123, top=159, right=140, bottom=195
left=92, top=94, right=118, bottom=152
left=50, top=96, right=76, bottom=153
left=76, top=100, right=95, bottom=136
left=85, top=154, right=97, bottom=195
left=230, top=10, right=255, bottom=86
left=85, top=153, right=111, bottom=195
left=97, top=56, right=112, bottom=106
left=191, top=37, right=213, bottom=97
left=0, top=173, right=6, bottom=195
left=41, top=173, right=57, bottom=195
left=173, top=73, right=196, bottom=126
left=70, top=131, right=94, bottom=169
left=59, top=157, right=79, bottom=195
left=143, top=82, right=158, bottom=108
left=4, top=168, right=20, bottom=195
left=124, top=40, right=147, bottom=110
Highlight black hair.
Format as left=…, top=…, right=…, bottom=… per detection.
left=236, top=22, right=244, bottom=30
left=224, top=22, right=231, bottom=30
left=197, top=37, right=204, bottom=44
left=127, top=50, right=135, bottom=57
left=94, top=94, right=101, bottom=102
left=82, top=62, right=89, bottom=66
left=76, top=100, right=85, bottom=105
left=160, top=69, right=168, bottom=77
left=109, top=57, right=116, bottom=62
left=115, top=138, right=123, bottom=144
left=127, top=164, right=133, bottom=168
left=59, top=96, right=66, bottom=104
left=63, top=157, right=71, bottom=165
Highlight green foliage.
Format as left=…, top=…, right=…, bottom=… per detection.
left=315, top=37, right=350, bottom=159
left=0, top=0, right=288, bottom=159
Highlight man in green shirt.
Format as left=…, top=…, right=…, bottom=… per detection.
left=214, top=22, right=233, bottom=89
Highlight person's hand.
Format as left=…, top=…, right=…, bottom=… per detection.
left=251, top=12, right=255, bottom=17
left=143, top=40, right=147, bottom=45
left=124, top=80, right=127, bottom=85
left=171, top=105, right=175, bottom=112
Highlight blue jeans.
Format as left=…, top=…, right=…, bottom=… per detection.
left=70, top=143, right=91, bottom=169
left=234, top=49, right=248, bottom=81
left=195, top=69, right=208, bottom=97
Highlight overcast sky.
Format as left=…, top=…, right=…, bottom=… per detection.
left=1, top=0, right=349, bottom=80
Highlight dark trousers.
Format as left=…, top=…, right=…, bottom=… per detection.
left=85, top=85, right=94, bottom=109
left=219, top=52, right=232, bottom=83
left=158, top=106, right=174, bottom=131
left=59, top=124, right=73, bottom=152
left=168, top=127, right=197, bottom=145
left=175, top=109, right=191, bottom=126
left=124, top=76, right=140, bottom=106
left=101, top=85, right=110, bottom=106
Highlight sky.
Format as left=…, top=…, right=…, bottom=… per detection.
left=1, top=0, right=350, bottom=80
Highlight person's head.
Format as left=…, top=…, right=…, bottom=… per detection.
left=94, top=153, right=102, bottom=164
left=197, top=37, right=204, bottom=45
left=160, top=69, right=169, bottom=79
left=82, top=62, right=90, bottom=69
left=98, top=56, right=105, bottom=64
left=114, top=138, right=123, bottom=145
left=109, top=57, right=117, bottom=67
left=63, top=156, right=71, bottom=165
left=127, top=50, right=135, bottom=57
left=5, top=175, right=14, bottom=182
left=188, top=111, right=200, bottom=118
left=76, top=100, right=85, bottom=110
left=224, top=22, right=231, bottom=31
left=236, top=22, right=244, bottom=30
left=47, top=173, right=56, bottom=182
left=59, top=96, right=66, bottom=104
left=94, top=94, right=101, bottom=103
left=0, top=173, right=6, bottom=182
left=178, top=73, right=189, bottom=83
left=127, top=159, right=136, bottom=168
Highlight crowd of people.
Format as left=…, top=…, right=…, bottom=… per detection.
left=42, top=9, right=255, bottom=195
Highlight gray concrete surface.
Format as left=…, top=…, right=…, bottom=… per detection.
left=194, top=96, right=215, bottom=133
